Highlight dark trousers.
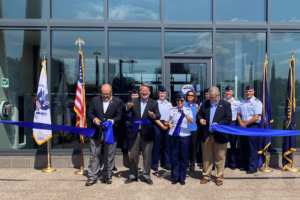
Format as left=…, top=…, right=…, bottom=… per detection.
left=188, top=130, right=198, bottom=167
left=129, top=132, right=153, bottom=180
left=225, top=121, right=237, bottom=167
left=152, top=123, right=170, bottom=168
left=170, top=135, right=190, bottom=181
left=241, top=123, right=260, bottom=171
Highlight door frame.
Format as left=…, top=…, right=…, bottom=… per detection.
left=164, top=58, right=212, bottom=102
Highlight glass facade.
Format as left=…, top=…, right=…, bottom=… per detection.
left=0, top=0, right=300, bottom=153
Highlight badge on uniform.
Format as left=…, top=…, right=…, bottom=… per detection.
left=232, top=103, right=236, bottom=106
left=173, top=113, right=176, bottom=116
left=250, top=103, right=253, bottom=106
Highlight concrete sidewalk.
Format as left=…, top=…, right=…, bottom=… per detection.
left=0, top=167, right=299, bottom=200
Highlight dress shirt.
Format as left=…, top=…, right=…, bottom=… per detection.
left=209, top=99, right=220, bottom=132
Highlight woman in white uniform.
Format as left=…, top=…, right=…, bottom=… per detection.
left=164, top=92, right=193, bottom=185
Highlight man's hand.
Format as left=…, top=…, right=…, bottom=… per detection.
left=94, top=118, right=101, bottom=126
left=212, top=122, right=217, bottom=125
left=126, top=102, right=134, bottom=109
left=200, top=119, right=206, bottom=126
left=108, top=119, right=114, bottom=125
left=161, top=125, right=168, bottom=131
left=169, top=124, right=174, bottom=129
left=148, top=111, right=155, bottom=119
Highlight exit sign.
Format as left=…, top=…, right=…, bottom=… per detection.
left=1, top=78, right=9, bottom=88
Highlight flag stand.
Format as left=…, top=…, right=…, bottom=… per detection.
left=74, top=138, right=87, bottom=175
left=259, top=147, right=273, bottom=173
left=286, top=152, right=299, bottom=172
left=42, top=140, right=56, bottom=173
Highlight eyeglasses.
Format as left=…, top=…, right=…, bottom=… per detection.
left=187, top=94, right=194, bottom=97
left=101, top=92, right=111, bottom=96
left=176, top=99, right=184, bottom=102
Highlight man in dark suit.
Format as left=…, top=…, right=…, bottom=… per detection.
left=124, top=84, right=161, bottom=185
left=85, top=84, right=123, bottom=186
left=197, top=86, right=232, bottom=186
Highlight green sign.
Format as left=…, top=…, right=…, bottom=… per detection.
left=1, top=78, right=9, bottom=88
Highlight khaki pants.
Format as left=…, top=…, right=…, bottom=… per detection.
left=202, top=134, right=227, bottom=181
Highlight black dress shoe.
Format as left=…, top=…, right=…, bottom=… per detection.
left=125, top=178, right=138, bottom=184
left=151, top=167, right=158, bottom=171
left=101, top=178, right=112, bottom=184
left=240, top=167, right=245, bottom=171
left=164, top=166, right=171, bottom=170
left=246, top=170, right=257, bottom=174
left=190, top=166, right=195, bottom=171
left=180, top=181, right=185, bottom=185
left=143, top=178, right=153, bottom=185
left=171, top=179, right=178, bottom=184
left=112, top=166, right=118, bottom=171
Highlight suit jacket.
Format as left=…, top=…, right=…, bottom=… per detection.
left=197, top=98, right=232, bottom=144
left=124, top=97, right=161, bottom=141
left=87, top=96, right=123, bottom=140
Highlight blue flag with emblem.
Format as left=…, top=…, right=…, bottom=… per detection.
left=258, top=56, right=273, bottom=169
left=282, top=56, right=297, bottom=171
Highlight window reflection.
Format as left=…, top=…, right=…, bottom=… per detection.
left=271, top=0, right=300, bottom=22
left=0, top=30, right=47, bottom=149
left=165, top=0, right=212, bottom=21
left=52, top=0, right=104, bottom=19
left=270, top=33, right=300, bottom=148
left=0, top=0, right=47, bottom=19
left=51, top=31, right=105, bottom=149
left=165, top=32, right=212, bottom=54
left=216, top=0, right=266, bottom=21
left=215, top=32, right=266, bottom=101
left=109, top=31, right=161, bottom=101
left=109, top=0, right=160, bottom=20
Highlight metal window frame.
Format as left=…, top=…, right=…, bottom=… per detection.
left=0, top=0, right=299, bottom=155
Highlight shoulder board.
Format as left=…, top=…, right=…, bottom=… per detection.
left=234, top=98, right=240, bottom=101
left=186, top=108, right=191, bottom=110
left=170, top=107, right=175, bottom=110
left=256, top=99, right=260, bottom=102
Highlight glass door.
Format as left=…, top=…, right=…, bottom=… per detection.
left=165, top=59, right=211, bottom=106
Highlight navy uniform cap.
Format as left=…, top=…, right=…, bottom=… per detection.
left=225, top=85, right=233, bottom=91
left=246, top=84, right=254, bottom=90
left=204, top=87, right=210, bottom=93
left=131, top=89, right=138, bottom=94
left=176, top=91, right=185, bottom=99
left=159, top=86, right=166, bottom=92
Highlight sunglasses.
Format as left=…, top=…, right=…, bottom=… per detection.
left=187, top=94, right=194, bottom=97
left=176, top=99, right=184, bottom=102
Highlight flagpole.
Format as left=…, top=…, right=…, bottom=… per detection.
left=42, top=140, right=56, bottom=173
left=74, top=38, right=87, bottom=175
left=286, top=53, right=299, bottom=172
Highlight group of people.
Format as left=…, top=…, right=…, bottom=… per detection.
left=85, top=83, right=262, bottom=187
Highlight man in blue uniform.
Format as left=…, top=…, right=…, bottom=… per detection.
left=151, top=86, right=172, bottom=171
left=237, top=84, right=262, bottom=174
left=223, top=85, right=240, bottom=170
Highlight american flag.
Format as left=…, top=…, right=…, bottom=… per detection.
left=74, top=50, right=86, bottom=141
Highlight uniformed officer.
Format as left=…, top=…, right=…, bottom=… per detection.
left=223, top=85, right=240, bottom=170
left=237, top=84, right=262, bottom=174
left=164, top=92, right=193, bottom=185
left=151, top=86, right=172, bottom=171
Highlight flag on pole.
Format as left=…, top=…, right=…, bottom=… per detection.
left=33, top=60, right=52, bottom=145
left=74, top=50, right=86, bottom=141
left=54, top=67, right=71, bottom=136
left=258, top=55, right=273, bottom=168
left=282, top=56, right=296, bottom=170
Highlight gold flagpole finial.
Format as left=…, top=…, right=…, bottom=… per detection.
left=75, top=38, right=85, bottom=51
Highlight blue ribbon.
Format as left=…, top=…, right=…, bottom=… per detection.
left=99, top=121, right=114, bottom=145
left=211, top=124, right=300, bottom=137
left=0, top=120, right=95, bottom=137
left=132, top=118, right=151, bottom=134
left=172, top=110, right=185, bottom=136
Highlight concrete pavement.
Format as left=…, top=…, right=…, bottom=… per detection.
left=0, top=167, right=300, bottom=200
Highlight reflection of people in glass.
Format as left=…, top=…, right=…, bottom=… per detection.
left=164, top=92, right=193, bottom=185
left=85, top=84, right=123, bottom=186
left=151, top=86, right=171, bottom=172
left=184, top=90, right=199, bottom=171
